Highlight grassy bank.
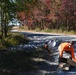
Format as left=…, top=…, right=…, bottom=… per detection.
left=19, top=26, right=76, bottom=35
left=0, top=33, right=30, bottom=50
left=34, top=28, right=76, bottom=35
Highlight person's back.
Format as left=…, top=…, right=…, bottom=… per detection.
left=44, top=40, right=56, bottom=54
left=47, top=40, right=56, bottom=50
left=58, top=41, right=76, bottom=62
left=58, top=42, right=74, bottom=52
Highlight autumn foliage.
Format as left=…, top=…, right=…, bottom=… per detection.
left=17, top=0, right=76, bottom=31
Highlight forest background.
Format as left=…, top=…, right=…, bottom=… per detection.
left=1, top=0, right=76, bottom=38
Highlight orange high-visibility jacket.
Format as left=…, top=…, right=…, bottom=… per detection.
left=58, top=42, right=75, bottom=59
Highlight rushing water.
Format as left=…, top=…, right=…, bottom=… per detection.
left=10, top=31, right=76, bottom=52
left=11, top=30, right=76, bottom=75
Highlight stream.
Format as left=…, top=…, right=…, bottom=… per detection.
left=11, top=30, right=76, bottom=75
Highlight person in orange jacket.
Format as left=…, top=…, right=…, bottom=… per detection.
left=58, top=41, right=76, bottom=62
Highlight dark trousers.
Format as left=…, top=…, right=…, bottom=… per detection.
left=59, top=51, right=72, bottom=63
left=59, top=57, right=68, bottom=63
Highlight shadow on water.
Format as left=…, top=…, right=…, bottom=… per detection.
left=0, top=48, right=59, bottom=75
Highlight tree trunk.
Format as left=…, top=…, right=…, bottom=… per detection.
left=1, top=7, right=3, bottom=37
left=4, top=17, right=7, bottom=37
left=3, top=1, right=7, bottom=37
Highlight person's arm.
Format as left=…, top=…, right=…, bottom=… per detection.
left=72, top=58, right=76, bottom=62
left=71, top=48, right=75, bottom=59
left=44, top=42, right=51, bottom=54
left=59, top=49, right=63, bottom=58
left=58, top=45, right=63, bottom=58
left=71, top=47, right=76, bottom=62
left=44, top=43, right=48, bottom=49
